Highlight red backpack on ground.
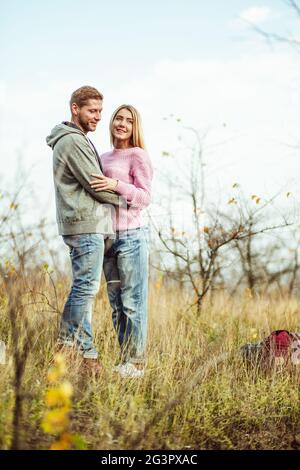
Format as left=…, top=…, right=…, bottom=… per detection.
left=263, top=330, right=294, bottom=357
left=241, top=330, right=300, bottom=367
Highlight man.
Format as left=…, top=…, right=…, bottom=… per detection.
left=46, top=86, right=123, bottom=373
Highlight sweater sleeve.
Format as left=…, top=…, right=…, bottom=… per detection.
left=114, top=149, right=153, bottom=209
left=65, top=135, right=125, bottom=207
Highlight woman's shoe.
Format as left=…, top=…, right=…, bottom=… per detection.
left=114, top=362, right=144, bottom=378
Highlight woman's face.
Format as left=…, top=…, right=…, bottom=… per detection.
left=112, top=108, right=133, bottom=146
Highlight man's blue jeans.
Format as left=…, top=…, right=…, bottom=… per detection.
left=103, top=227, right=149, bottom=365
left=59, top=233, right=104, bottom=359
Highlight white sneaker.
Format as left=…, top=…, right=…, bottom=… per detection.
left=114, top=362, right=145, bottom=378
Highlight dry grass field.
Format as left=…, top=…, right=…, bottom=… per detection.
left=0, top=272, right=300, bottom=450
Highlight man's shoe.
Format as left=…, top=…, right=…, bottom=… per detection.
left=114, top=362, right=145, bottom=378
left=82, top=358, right=103, bottom=376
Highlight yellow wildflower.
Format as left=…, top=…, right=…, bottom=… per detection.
left=42, top=407, right=70, bottom=434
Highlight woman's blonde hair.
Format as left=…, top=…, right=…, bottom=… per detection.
left=109, top=104, right=146, bottom=149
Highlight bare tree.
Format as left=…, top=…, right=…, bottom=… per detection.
left=153, top=125, right=294, bottom=310
left=248, top=1, right=300, bottom=50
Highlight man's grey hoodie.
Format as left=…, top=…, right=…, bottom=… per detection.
left=47, top=123, right=123, bottom=236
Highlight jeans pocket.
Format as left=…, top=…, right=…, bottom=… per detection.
left=62, top=234, right=81, bottom=249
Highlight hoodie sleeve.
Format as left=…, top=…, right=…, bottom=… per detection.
left=62, top=134, right=125, bottom=207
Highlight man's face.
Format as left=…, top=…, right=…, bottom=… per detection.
left=72, top=99, right=102, bottom=133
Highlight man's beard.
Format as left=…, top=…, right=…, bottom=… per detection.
left=78, top=114, right=92, bottom=133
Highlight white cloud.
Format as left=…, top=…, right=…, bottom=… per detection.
left=240, top=6, right=271, bottom=24
left=228, top=6, right=272, bottom=31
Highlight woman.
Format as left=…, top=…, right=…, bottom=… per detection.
left=89, top=105, right=153, bottom=378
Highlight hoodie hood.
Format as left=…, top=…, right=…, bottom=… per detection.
left=46, top=123, right=84, bottom=149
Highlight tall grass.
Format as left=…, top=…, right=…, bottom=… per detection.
left=0, top=273, right=300, bottom=450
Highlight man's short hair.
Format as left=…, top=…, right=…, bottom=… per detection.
left=70, top=86, right=103, bottom=111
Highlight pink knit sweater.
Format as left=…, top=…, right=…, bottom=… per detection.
left=100, top=147, right=153, bottom=231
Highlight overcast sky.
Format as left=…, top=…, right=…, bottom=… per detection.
left=1, top=0, right=300, bottom=230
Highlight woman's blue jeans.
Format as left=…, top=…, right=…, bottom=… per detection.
left=59, top=233, right=104, bottom=359
left=103, top=227, right=149, bottom=365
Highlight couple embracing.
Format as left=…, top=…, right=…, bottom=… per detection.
left=46, top=86, right=153, bottom=378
